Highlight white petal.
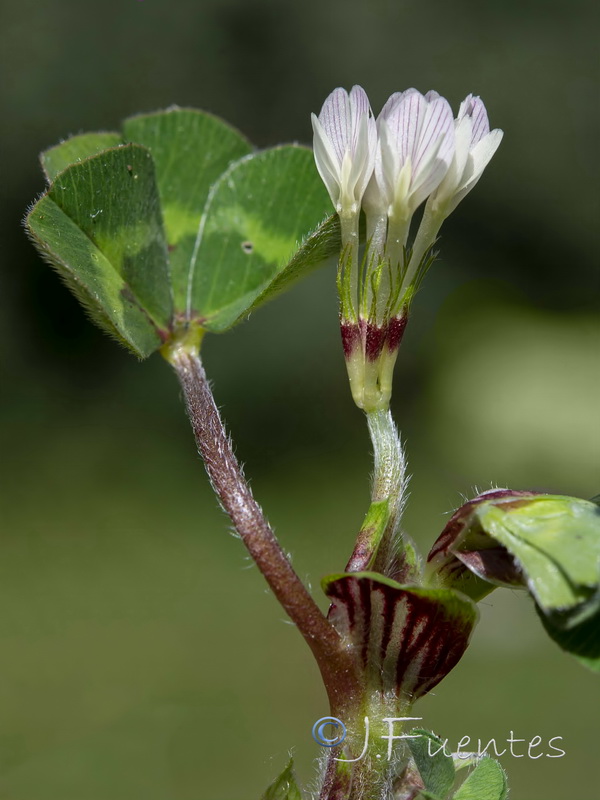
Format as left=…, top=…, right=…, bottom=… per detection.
left=378, top=89, right=414, bottom=122
left=377, top=118, right=400, bottom=207
left=408, top=135, right=451, bottom=211
left=458, top=94, right=490, bottom=145
left=452, top=114, right=473, bottom=185
left=349, top=84, right=372, bottom=152
left=386, top=90, right=427, bottom=167
left=362, top=171, right=387, bottom=214
left=412, top=96, right=455, bottom=180
left=458, top=93, right=474, bottom=118
left=312, top=113, right=343, bottom=207
left=432, top=115, right=473, bottom=208
left=447, top=128, right=504, bottom=211
left=463, top=128, right=504, bottom=189
left=318, top=87, right=352, bottom=165
left=351, top=113, right=377, bottom=204
left=312, top=86, right=378, bottom=214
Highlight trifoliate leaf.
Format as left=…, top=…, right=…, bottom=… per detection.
left=27, top=107, right=338, bottom=357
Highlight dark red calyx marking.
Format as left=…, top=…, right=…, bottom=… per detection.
left=340, top=321, right=361, bottom=358
left=386, top=315, right=408, bottom=352
left=365, top=321, right=386, bottom=361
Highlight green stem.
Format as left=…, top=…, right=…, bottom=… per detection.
left=345, top=409, right=407, bottom=574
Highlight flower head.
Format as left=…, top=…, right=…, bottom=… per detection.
left=311, top=85, right=377, bottom=219
left=429, top=94, right=503, bottom=217
left=368, top=89, right=456, bottom=220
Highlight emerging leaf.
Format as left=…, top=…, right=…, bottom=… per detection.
left=451, top=757, right=507, bottom=800
left=323, top=572, right=478, bottom=699
left=406, top=729, right=455, bottom=799
left=426, top=490, right=600, bottom=670
left=262, top=759, right=303, bottom=800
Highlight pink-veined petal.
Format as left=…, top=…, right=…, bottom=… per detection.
left=349, top=85, right=372, bottom=151
left=318, top=87, right=352, bottom=166
left=377, top=117, right=401, bottom=207
left=459, top=94, right=491, bottom=145
left=312, top=85, right=378, bottom=215
left=378, top=90, right=413, bottom=123
left=409, top=133, right=452, bottom=211
left=431, top=114, right=473, bottom=209
left=385, top=90, right=428, bottom=167
left=411, top=96, right=455, bottom=181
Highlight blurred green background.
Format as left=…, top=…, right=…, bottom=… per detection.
left=1, top=0, right=599, bottom=798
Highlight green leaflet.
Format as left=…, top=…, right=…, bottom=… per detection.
left=451, top=757, right=507, bottom=800
left=323, top=572, right=478, bottom=699
left=27, top=145, right=172, bottom=358
left=261, top=759, right=303, bottom=800
left=536, top=598, right=600, bottom=673
left=189, top=145, right=336, bottom=332
left=406, top=729, right=455, bottom=800
left=27, top=108, right=337, bottom=357
left=122, top=109, right=253, bottom=311
left=41, top=132, right=122, bottom=182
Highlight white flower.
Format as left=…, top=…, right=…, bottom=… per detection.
left=311, top=85, right=377, bottom=218
left=430, top=94, right=503, bottom=216
left=369, top=89, right=455, bottom=220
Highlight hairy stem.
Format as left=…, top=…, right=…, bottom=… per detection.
left=345, top=409, right=407, bottom=576
left=167, top=343, right=362, bottom=712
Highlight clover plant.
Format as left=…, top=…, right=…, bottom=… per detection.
left=25, top=87, right=599, bottom=800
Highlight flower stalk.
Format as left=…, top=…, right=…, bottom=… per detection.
left=345, top=409, right=409, bottom=577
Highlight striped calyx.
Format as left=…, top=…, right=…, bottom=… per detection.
left=323, top=572, right=477, bottom=701
left=341, top=316, right=408, bottom=412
